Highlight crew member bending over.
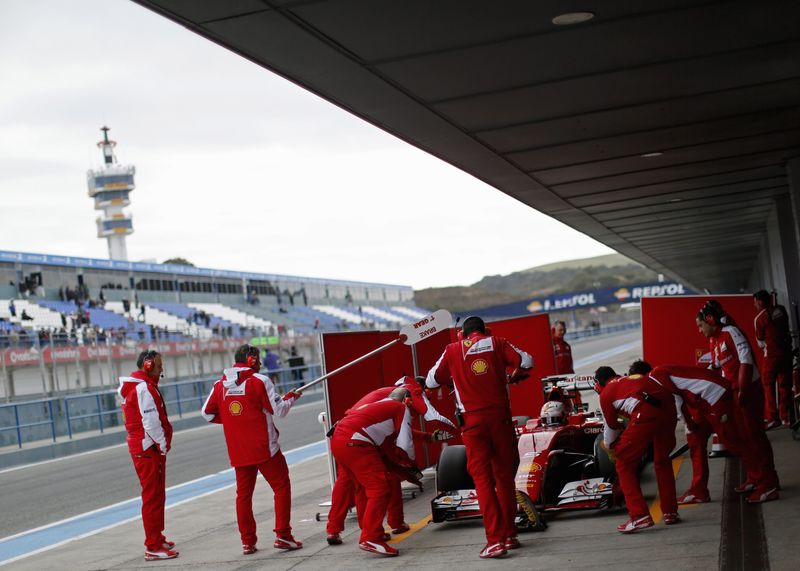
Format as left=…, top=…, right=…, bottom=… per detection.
left=426, top=315, right=533, bottom=559
left=596, top=368, right=679, bottom=533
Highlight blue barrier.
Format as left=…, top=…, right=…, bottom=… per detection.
left=0, top=364, right=323, bottom=449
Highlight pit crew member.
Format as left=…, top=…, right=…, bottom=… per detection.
left=552, top=321, right=574, bottom=374
left=646, top=362, right=761, bottom=504
left=697, top=303, right=779, bottom=502
left=753, top=290, right=793, bottom=429
left=330, top=388, right=417, bottom=557
left=596, top=369, right=679, bottom=532
left=201, top=344, right=302, bottom=555
left=426, top=315, right=533, bottom=559
left=118, top=350, right=178, bottom=561
left=326, top=376, right=455, bottom=545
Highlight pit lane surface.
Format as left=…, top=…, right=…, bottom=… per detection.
left=0, top=329, right=640, bottom=563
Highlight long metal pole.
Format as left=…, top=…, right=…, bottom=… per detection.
left=295, top=337, right=400, bottom=394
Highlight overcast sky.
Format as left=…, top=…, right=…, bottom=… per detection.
left=0, top=0, right=613, bottom=289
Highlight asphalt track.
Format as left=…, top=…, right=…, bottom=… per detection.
left=0, top=329, right=641, bottom=563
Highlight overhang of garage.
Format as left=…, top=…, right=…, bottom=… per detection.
left=133, top=0, right=800, bottom=292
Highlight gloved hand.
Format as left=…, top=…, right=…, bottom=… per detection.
left=407, top=467, right=424, bottom=482
left=430, top=429, right=454, bottom=442
left=283, top=390, right=301, bottom=401
left=507, top=368, right=530, bottom=384
left=599, top=438, right=616, bottom=463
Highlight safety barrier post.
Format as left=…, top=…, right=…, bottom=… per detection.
left=96, top=393, right=104, bottom=433
left=48, top=399, right=56, bottom=442
left=175, top=383, right=183, bottom=418
left=14, top=404, right=22, bottom=449
left=65, top=398, right=73, bottom=440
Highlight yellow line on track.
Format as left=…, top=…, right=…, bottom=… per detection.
left=387, top=514, right=432, bottom=544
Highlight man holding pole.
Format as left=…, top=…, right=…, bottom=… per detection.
left=201, top=344, right=302, bottom=555
left=426, top=315, right=533, bottom=559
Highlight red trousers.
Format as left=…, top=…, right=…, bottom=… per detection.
left=613, top=405, right=677, bottom=519
left=131, top=448, right=168, bottom=551
left=733, top=383, right=778, bottom=489
left=234, top=451, right=292, bottom=545
left=326, top=464, right=403, bottom=534
left=330, top=438, right=392, bottom=543
left=684, top=398, right=747, bottom=496
left=461, top=411, right=519, bottom=545
left=761, top=355, right=793, bottom=423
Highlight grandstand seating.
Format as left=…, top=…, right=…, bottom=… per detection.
left=313, top=305, right=364, bottom=324
left=150, top=302, right=240, bottom=337
left=361, top=306, right=405, bottom=325
left=105, top=301, right=214, bottom=339
left=188, top=303, right=272, bottom=330
left=390, top=306, right=429, bottom=320
left=0, top=299, right=63, bottom=330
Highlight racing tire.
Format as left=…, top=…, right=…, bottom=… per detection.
left=435, top=445, right=474, bottom=492
left=593, top=435, right=617, bottom=480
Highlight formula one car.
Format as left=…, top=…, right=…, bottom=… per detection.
left=431, top=375, right=621, bottom=530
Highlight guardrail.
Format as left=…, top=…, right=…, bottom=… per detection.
left=566, top=321, right=641, bottom=341
left=0, top=363, right=322, bottom=449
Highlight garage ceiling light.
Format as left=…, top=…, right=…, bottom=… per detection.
left=552, top=12, right=595, bottom=25
left=641, top=151, right=663, bottom=158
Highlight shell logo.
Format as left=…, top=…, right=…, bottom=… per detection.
left=527, top=300, right=544, bottom=313
left=229, top=401, right=244, bottom=416
left=471, top=359, right=489, bottom=375
left=613, top=288, right=631, bottom=300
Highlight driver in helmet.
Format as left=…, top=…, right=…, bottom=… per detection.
left=540, top=400, right=567, bottom=428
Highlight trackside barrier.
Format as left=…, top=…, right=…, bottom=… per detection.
left=0, top=363, right=321, bottom=449
left=565, top=321, right=640, bottom=341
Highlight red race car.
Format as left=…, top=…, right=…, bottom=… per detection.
left=431, top=375, right=623, bottom=530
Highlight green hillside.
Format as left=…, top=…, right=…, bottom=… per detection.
left=415, top=253, right=659, bottom=312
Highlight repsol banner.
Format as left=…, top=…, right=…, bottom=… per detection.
left=463, top=282, right=692, bottom=318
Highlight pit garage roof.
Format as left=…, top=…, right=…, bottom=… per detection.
left=133, top=0, right=800, bottom=293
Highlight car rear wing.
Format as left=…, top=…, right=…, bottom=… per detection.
left=541, top=374, right=597, bottom=392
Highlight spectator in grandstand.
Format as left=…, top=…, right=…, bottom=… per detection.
left=58, top=286, right=65, bottom=301
left=8, top=300, right=16, bottom=318
left=118, top=350, right=178, bottom=561
left=201, top=344, right=302, bottom=555
left=139, top=304, right=146, bottom=322
left=20, top=309, right=33, bottom=321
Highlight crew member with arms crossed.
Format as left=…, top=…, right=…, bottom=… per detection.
left=753, top=290, right=793, bottom=429
left=330, top=387, right=418, bottom=557
left=552, top=320, right=574, bottom=374
left=595, top=366, right=680, bottom=532
left=118, top=350, right=178, bottom=561
left=426, top=315, right=533, bottom=559
left=326, top=375, right=455, bottom=545
left=202, top=344, right=302, bottom=555
left=697, top=302, right=779, bottom=502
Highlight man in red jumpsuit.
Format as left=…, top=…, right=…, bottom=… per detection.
left=326, top=376, right=455, bottom=545
left=330, top=388, right=417, bottom=557
left=753, top=290, right=793, bottom=429
left=697, top=303, right=779, bottom=502
left=552, top=320, right=574, bottom=374
left=647, top=362, right=765, bottom=504
left=201, top=344, right=302, bottom=555
left=119, top=350, right=178, bottom=561
left=426, top=315, right=533, bottom=559
left=597, top=370, right=679, bottom=532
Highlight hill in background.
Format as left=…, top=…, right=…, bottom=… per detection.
left=415, top=253, right=659, bottom=312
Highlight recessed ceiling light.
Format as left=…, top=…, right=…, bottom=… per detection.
left=641, top=151, right=663, bottom=158
left=552, top=12, right=595, bottom=25
left=669, top=198, right=682, bottom=203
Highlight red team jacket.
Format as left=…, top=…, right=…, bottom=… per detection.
left=599, top=374, right=674, bottom=446
left=334, top=398, right=415, bottom=468
left=425, top=331, right=533, bottom=414
left=649, top=365, right=731, bottom=418
left=553, top=337, right=574, bottom=374
left=118, top=371, right=173, bottom=455
left=708, top=325, right=758, bottom=389
left=754, top=307, right=790, bottom=359
left=201, top=364, right=296, bottom=467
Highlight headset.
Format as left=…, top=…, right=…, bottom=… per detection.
left=138, top=350, right=158, bottom=374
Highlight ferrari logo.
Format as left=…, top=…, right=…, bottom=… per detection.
left=463, top=339, right=472, bottom=348
left=471, top=359, right=489, bottom=375
left=229, top=401, right=243, bottom=416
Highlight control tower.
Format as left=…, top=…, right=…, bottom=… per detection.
left=86, top=126, right=134, bottom=261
